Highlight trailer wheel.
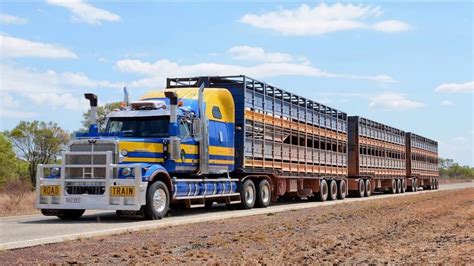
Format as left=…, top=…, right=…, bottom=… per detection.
left=413, top=179, right=418, bottom=192
left=256, top=179, right=271, bottom=208
left=144, top=181, right=170, bottom=220
left=435, top=179, right=439, bottom=189
left=337, top=180, right=347, bottom=200
left=400, top=179, right=406, bottom=193
left=397, top=179, right=402, bottom=193
left=239, top=179, right=256, bottom=209
left=327, top=180, right=337, bottom=201
left=389, top=179, right=397, bottom=194
left=57, top=209, right=85, bottom=220
left=364, top=179, right=372, bottom=197
left=317, top=179, right=328, bottom=202
left=355, top=179, right=365, bottom=198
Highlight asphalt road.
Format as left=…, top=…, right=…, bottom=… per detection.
left=1, top=182, right=472, bottom=250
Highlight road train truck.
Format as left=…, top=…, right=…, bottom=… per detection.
left=35, top=75, right=438, bottom=220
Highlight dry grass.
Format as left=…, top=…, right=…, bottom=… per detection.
left=439, top=178, right=473, bottom=184
left=0, top=191, right=38, bottom=217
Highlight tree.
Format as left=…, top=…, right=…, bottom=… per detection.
left=82, top=102, right=121, bottom=132
left=0, top=133, right=28, bottom=185
left=5, top=121, right=70, bottom=186
left=438, top=157, right=474, bottom=180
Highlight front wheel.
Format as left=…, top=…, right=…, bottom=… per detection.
left=256, top=179, right=271, bottom=208
left=144, top=181, right=170, bottom=220
left=57, top=209, right=85, bottom=220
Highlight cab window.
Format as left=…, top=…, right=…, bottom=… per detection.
left=212, top=106, right=222, bottom=119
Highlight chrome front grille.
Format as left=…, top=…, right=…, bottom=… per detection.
left=65, top=140, right=117, bottom=181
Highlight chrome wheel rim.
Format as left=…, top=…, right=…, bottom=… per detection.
left=153, top=188, right=167, bottom=213
left=245, top=185, right=255, bottom=205
left=261, top=184, right=270, bottom=203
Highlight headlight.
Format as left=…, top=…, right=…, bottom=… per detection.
left=50, top=167, right=60, bottom=176
left=121, top=149, right=128, bottom=156
left=121, top=167, right=131, bottom=176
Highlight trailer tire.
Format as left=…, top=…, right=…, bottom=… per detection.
left=239, top=179, right=256, bottom=209
left=364, top=179, right=372, bottom=197
left=355, top=179, right=365, bottom=198
left=389, top=179, right=397, bottom=194
left=435, top=179, right=439, bottom=189
left=413, top=179, right=418, bottom=192
left=397, top=179, right=402, bottom=193
left=400, top=179, right=406, bottom=193
left=327, top=180, right=337, bottom=201
left=144, top=181, right=170, bottom=220
left=337, top=180, right=347, bottom=200
left=57, top=209, right=85, bottom=220
left=256, top=179, right=271, bottom=208
left=317, top=179, right=328, bottom=202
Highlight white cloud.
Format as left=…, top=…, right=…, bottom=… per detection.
left=0, top=13, right=28, bottom=25
left=440, top=100, right=454, bottom=106
left=115, top=58, right=395, bottom=88
left=240, top=3, right=411, bottom=36
left=0, top=34, right=78, bottom=59
left=0, top=92, right=36, bottom=118
left=435, top=81, right=474, bottom=93
left=0, top=63, right=122, bottom=112
left=372, top=20, right=412, bottom=32
left=369, top=92, right=424, bottom=111
left=26, top=92, right=87, bottom=112
left=229, top=46, right=294, bottom=63
left=47, top=0, right=121, bottom=25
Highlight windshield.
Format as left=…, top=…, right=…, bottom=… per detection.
left=105, top=116, right=170, bottom=138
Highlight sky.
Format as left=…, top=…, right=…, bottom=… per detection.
left=0, top=1, right=473, bottom=165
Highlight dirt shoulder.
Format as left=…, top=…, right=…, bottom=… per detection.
left=1, top=188, right=473, bottom=264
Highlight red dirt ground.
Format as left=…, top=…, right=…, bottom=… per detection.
left=1, top=188, right=473, bottom=264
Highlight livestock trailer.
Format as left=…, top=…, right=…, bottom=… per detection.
left=348, top=116, right=407, bottom=196
left=406, top=132, right=439, bottom=190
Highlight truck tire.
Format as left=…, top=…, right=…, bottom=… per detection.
left=337, top=180, right=347, bottom=200
left=144, top=181, right=170, bottom=220
left=389, top=179, right=397, bottom=194
left=57, top=209, right=85, bottom=220
left=256, top=179, right=271, bottom=208
left=327, top=180, right=338, bottom=201
left=435, top=179, right=439, bottom=189
left=397, top=179, right=402, bottom=193
left=365, top=179, right=372, bottom=197
left=239, top=179, right=256, bottom=209
left=400, top=179, right=406, bottom=193
left=317, top=179, right=328, bottom=202
left=355, top=179, right=365, bottom=198
left=413, top=179, right=418, bottom=192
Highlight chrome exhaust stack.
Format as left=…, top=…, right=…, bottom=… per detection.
left=84, top=93, right=98, bottom=136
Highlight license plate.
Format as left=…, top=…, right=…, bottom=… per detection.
left=110, top=186, right=135, bottom=197
left=41, top=185, right=60, bottom=196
